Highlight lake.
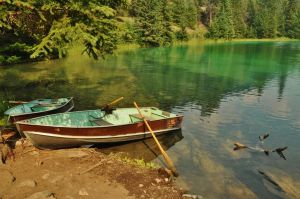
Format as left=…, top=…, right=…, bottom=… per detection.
left=1, top=40, right=300, bottom=199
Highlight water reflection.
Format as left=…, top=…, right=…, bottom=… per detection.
left=1, top=41, right=300, bottom=198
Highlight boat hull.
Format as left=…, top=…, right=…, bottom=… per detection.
left=23, top=128, right=180, bottom=149
left=9, top=98, right=74, bottom=124
left=17, top=114, right=183, bottom=149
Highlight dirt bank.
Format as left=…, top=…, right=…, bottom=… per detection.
left=0, top=139, right=185, bottom=199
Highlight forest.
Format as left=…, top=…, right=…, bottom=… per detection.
left=0, top=0, right=300, bottom=65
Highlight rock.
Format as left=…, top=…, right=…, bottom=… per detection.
left=25, top=190, right=56, bottom=199
left=42, top=173, right=50, bottom=180
left=50, top=175, right=64, bottom=184
left=79, top=188, right=88, bottom=196
left=164, top=178, right=169, bottom=182
left=139, top=184, right=144, bottom=188
left=53, top=150, right=89, bottom=158
left=182, top=194, right=204, bottom=199
left=0, top=170, right=15, bottom=192
left=155, top=178, right=162, bottom=184
left=17, top=180, right=37, bottom=188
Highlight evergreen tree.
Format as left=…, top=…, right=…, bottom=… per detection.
left=208, top=0, right=235, bottom=39
left=284, top=0, right=300, bottom=38
left=232, top=0, right=247, bottom=38
left=132, top=0, right=172, bottom=47
left=246, top=0, right=257, bottom=38
left=255, top=0, right=278, bottom=38
left=0, top=0, right=120, bottom=64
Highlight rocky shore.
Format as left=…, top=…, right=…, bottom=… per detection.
left=0, top=138, right=187, bottom=199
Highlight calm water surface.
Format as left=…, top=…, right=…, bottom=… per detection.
left=1, top=41, right=300, bottom=199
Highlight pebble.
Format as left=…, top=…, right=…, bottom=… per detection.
left=79, top=188, right=89, bottom=196
left=164, top=178, right=169, bottom=182
left=42, top=173, right=50, bottom=180
left=139, top=184, right=144, bottom=188
left=182, top=194, right=204, bottom=199
left=17, top=180, right=37, bottom=188
left=50, top=175, right=64, bottom=184
left=0, top=170, right=15, bottom=192
left=155, top=178, right=162, bottom=184
left=25, top=190, right=56, bottom=199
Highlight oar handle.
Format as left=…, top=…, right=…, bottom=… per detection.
left=7, top=100, right=28, bottom=104
left=133, top=102, right=178, bottom=176
left=107, top=97, right=124, bottom=107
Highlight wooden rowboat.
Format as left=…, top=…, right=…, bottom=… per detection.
left=5, top=97, right=74, bottom=123
left=16, top=107, right=183, bottom=149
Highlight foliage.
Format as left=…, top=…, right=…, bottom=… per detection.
left=204, top=0, right=300, bottom=39
left=131, top=0, right=174, bottom=47
left=284, top=0, right=300, bottom=38
left=0, top=0, right=121, bottom=64
left=208, top=0, right=235, bottom=39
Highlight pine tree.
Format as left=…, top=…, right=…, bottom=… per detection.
left=133, top=0, right=171, bottom=47
left=0, top=0, right=121, bottom=64
left=285, top=0, right=300, bottom=38
left=255, top=0, right=278, bottom=38
left=232, top=0, right=247, bottom=38
left=208, top=0, right=235, bottom=39
left=246, top=0, right=257, bottom=38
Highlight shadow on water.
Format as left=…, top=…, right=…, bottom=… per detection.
left=95, top=129, right=183, bottom=162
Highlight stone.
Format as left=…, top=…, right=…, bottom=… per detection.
left=164, top=178, right=169, bottom=182
left=17, top=180, right=37, bottom=188
left=50, top=175, right=64, bottom=184
left=42, top=173, right=50, bottom=180
left=139, top=184, right=144, bottom=188
left=0, top=170, right=15, bottom=192
left=25, top=190, right=56, bottom=199
left=79, top=188, right=88, bottom=196
left=182, top=194, right=204, bottom=199
left=155, top=178, right=162, bottom=184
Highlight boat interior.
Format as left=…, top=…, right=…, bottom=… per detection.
left=26, top=107, right=178, bottom=127
left=5, top=98, right=70, bottom=115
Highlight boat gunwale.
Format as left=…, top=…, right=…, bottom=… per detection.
left=16, top=107, right=183, bottom=129
left=6, top=97, right=74, bottom=117
left=23, top=126, right=181, bottom=139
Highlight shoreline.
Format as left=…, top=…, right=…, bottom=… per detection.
left=0, top=139, right=186, bottom=199
left=1, top=38, right=299, bottom=67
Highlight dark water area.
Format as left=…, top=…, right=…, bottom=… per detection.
left=1, top=41, right=300, bottom=198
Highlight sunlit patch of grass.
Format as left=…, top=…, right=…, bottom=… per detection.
left=108, top=152, right=159, bottom=169
left=120, top=156, right=159, bottom=169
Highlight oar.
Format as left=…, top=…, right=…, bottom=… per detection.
left=101, top=97, right=124, bottom=114
left=106, top=97, right=124, bottom=107
left=134, top=102, right=178, bottom=176
left=6, top=100, right=28, bottom=104
left=5, top=100, right=53, bottom=106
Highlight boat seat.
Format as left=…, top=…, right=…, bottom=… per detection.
left=129, top=114, right=153, bottom=123
left=90, top=119, right=112, bottom=126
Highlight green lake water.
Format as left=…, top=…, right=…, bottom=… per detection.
left=1, top=41, right=300, bottom=198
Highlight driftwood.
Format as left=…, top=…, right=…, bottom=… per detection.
left=79, top=160, right=103, bottom=175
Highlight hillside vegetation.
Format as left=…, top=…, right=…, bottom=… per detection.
left=0, top=0, right=299, bottom=65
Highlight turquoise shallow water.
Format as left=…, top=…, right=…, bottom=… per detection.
left=1, top=41, right=300, bottom=198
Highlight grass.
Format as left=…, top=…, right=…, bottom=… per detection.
left=108, top=152, right=159, bottom=169
left=120, top=156, right=159, bottom=169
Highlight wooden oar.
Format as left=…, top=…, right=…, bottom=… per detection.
left=101, top=97, right=124, bottom=114
left=134, top=102, right=178, bottom=176
left=106, top=97, right=124, bottom=107
left=5, top=100, right=53, bottom=106
left=7, top=100, right=28, bottom=104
